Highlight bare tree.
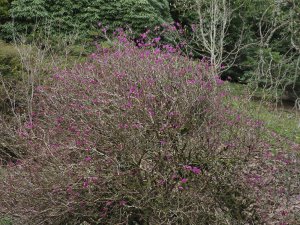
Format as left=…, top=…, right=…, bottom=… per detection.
left=170, top=0, right=247, bottom=77
left=194, top=0, right=230, bottom=74
left=251, top=0, right=300, bottom=104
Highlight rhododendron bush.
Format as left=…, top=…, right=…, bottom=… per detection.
left=0, top=30, right=266, bottom=224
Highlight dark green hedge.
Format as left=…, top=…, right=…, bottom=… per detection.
left=0, top=0, right=172, bottom=41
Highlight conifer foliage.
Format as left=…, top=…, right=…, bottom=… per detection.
left=0, top=0, right=172, bottom=40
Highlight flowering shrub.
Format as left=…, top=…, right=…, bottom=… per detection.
left=0, top=30, right=265, bottom=224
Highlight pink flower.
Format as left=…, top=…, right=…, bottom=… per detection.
left=153, top=37, right=161, bottom=43
left=183, top=165, right=192, bottom=171
left=84, top=156, right=92, bottom=162
left=124, top=101, right=133, bottom=109
left=181, top=178, right=188, bottom=183
left=148, top=108, right=155, bottom=116
left=178, top=186, right=184, bottom=190
left=163, top=44, right=176, bottom=53
left=160, top=140, right=167, bottom=145
left=183, top=165, right=201, bottom=175
left=132, top=123, right=143, bottom=129
left=141, top=33, right=147, bottom=39
left=75, top=140, right=83, bottom=147
left=101, top=27, right=107, bottom=33
left=187, top=79, right=196, bottom=85
left=106, top=201, right=113, bottom=206
left=191, top=24, right=197, bottom=32
left=116, top=72, right=126, bottom=79
left=90, top=79, right=98, bottom=84
left=144, top=50, right=151, bottom=58
left=172, top=174, right=178, bottom=180
left=129, top=85, right=137, bottom=95
left=66, top=186, right=74, bottom=195
left=191, top=167, right=201, bottom=175
left=100, top=212, right=107, bottom=218
left=83, top=180, right=89, bottom=188
left=56, top=116, right=64, bottom=124
left=175, top=22, right=181, bottom=27
left=215, top=76, right=224, bottom=86
left=25, top=122, right=34, bottom=129
left=119, top=200, right=127, bottom=206
left=119, top=123, right=129, bottom=129
left=158, top=179, right=165, bottom=185
left=35, top=86, right=44, bottom=92
left=170, top=25, right=177, bottom=31
left=153, top=48, right=161, bottom=55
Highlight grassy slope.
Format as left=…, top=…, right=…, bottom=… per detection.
left=227, top=82, right=300, bottom=144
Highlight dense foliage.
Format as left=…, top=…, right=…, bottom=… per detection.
left=0, top=0, right=172, bottom=41
left=0, top=0, right=10, bottom=24
left=0, top=30, right=266, bottom=225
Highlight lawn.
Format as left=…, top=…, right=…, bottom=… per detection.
left=227, top=82, right=300, bottom=144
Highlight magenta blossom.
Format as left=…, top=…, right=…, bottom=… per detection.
left=83, top=180, right=89, bottom=188
left=153, top=37, right=161, bottom=43
left=84, top=156, right=92, bottom=162
left=178, top=186, right=184, bottom=190
left=181, top=178, right=188, bottom=183
left=119, top=200, right=127, bottom=206
left=191, top=167, right=201, bottom=175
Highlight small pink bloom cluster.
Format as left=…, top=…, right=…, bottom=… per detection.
left=183, top=165, right=201, bottom=175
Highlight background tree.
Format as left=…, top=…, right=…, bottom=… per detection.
left=169, top=0, right=300, bottom=101
left=0, top=0, right=11, bottom=24
left=0, top=0, right=172, bottom=41
left=244, top=0, right=300, bottom=101
left=168, top=0, right=247, bottom=78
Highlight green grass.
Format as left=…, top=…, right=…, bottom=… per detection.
left=249, top=102, right=299, bottom=143
left=0, top=218, right=12, bottom=225
left=0, top=40, right=21, bottom=77
left=227, top=82, right=300, bottom=144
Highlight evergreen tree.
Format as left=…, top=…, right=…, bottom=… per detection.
left=0, top=0, right=172, bottom=40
